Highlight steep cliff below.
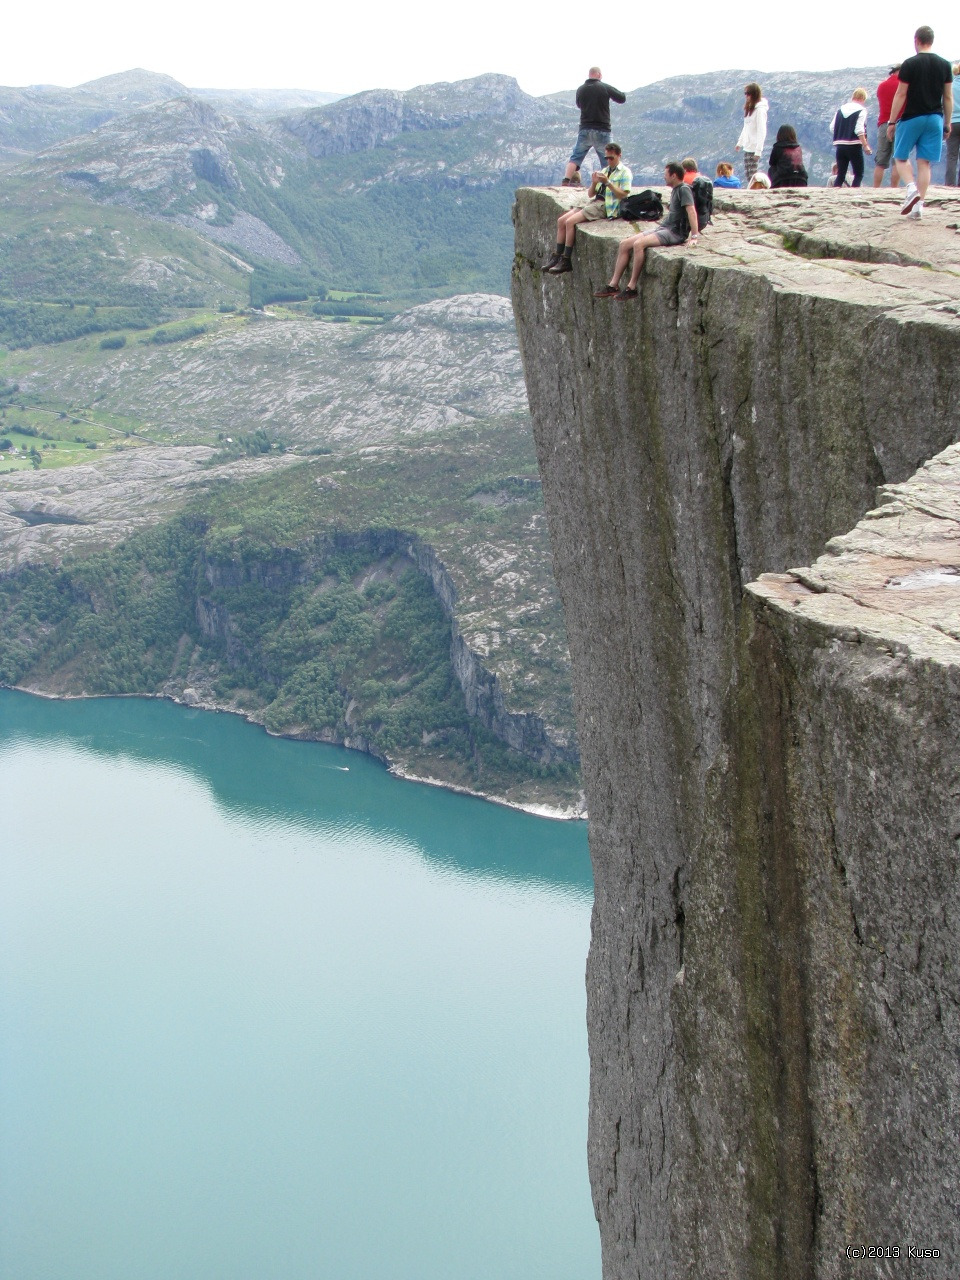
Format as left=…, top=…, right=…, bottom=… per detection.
left=512, top=186, right=960, bottom=1278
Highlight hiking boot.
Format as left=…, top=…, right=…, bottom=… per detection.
left=614, top=287, right=639, bottom=301
left=900, top=183, right=920, bottom=215
left=561, top=174, right=582, bottom=186
left=548, top=257, right=573, bottom=274
left=593, top=285, right=620, bottom=298
left=541, top=253, right=562, bottom=271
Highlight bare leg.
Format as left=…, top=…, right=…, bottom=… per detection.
left=895, top=157, right=914, bottom=188
left=626, top=244, right=648, bottom=289
left=553, top=209, right=587, bottom=248
left=608, top=236, right=638, bottom=288
left=916, top=159, right=932, bottom=200
left=564, top=161, right=579, bottom=181
left=625, top=237, right=660, bottom=289
left=872, top=166, right=885, bottom=188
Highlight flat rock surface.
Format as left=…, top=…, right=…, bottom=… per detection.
left=539, top=183, right=960, bottom=299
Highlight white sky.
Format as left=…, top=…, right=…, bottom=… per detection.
left=3, top=0, right=958, bottom=98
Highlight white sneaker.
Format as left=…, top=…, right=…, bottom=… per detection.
left=906, top=202, right=923, bottom=219
left=900, top=183, right=920, bottom=215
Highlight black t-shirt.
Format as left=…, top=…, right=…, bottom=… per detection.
left=898, top=51, right=953, bottom=120
left=575, top=79, right=626, bottom=131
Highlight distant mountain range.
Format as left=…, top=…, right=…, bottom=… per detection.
left=0, top=69, right=341, bottom=158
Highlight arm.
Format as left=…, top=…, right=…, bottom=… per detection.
left=755, top=100, right=768, bottom=151
left=944, top=82, right=954, bottom=131
left=887, top=81, right=908, bottom=132
left=686, top=201, right=700, bottom=241
left=592, top=166, right=630, bottom=199
left=605, top=83, right=626, bottom=104
left=857, top=107, right=872, bottom=154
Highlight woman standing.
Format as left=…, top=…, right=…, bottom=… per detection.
left=736, top=83, right=769, bottom=183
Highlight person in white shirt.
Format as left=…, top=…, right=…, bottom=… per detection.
left=735, top=82, right=769, bottom=183
left=831, top=88, right=872, bottom=186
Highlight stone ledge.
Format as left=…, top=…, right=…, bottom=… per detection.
left=751, top=440, right=960, bottom=657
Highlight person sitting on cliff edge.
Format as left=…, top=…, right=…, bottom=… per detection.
left=561, top=66, right=627, bottom=186
left=593, top=162, right=699, bottom=301
left=542, top=143, right=632, bottom=275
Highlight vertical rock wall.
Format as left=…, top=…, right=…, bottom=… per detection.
left=511, top=187, right=960, bottom=1278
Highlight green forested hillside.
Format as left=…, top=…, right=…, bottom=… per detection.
left=0, top=180, right=251, bottom=346
left=0, top=417, right=579, bottom=808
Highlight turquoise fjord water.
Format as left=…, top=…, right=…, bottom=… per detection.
left=0, top=690, right=599, bottom=1280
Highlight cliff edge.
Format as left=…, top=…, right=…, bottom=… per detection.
left=512, top=186, right=960, bottom=1278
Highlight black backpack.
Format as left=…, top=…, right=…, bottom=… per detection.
left=690, top=176, right=713, bottom=229
left=619, top=190, right=664, bottom=221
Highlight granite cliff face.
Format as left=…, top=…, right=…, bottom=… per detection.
left=512, top=186, right=960, bottom=1277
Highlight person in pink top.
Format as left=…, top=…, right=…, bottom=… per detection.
left=873, top=64, right=901, bottom=186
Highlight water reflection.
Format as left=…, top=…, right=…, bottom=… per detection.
left=0, top=689, right=591, bottom=894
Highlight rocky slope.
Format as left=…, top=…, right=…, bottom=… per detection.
left=512, top=186, right=960, bottom=1276
left=8, top=294, right=525, bottom=445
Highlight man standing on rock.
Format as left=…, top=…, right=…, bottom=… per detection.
left=562, top=67, right=626, bottom=186
left=887, top=26, right=953, bottom=219
left=593, top=162, right=699, bottom=301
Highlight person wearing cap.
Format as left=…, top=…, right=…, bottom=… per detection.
left=873, top=64, right=901, bottom=187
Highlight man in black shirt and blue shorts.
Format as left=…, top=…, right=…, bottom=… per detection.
left=593, top=163, right=699, bottom=301
left=563, top=67, right=626, bottom=186
left=887, top=25, right=954, bottom=219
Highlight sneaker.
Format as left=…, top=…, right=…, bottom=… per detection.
left=541, top=253, right=561, bottom=271
left=614, top=287, right=639, bottom=301
left=593, top=285, right=620, bottom=298
left=548, top=257, right=573, bottom=274
left=906, top=202, right=923, bottom=219
left=900, top=183, right=920, bottom=215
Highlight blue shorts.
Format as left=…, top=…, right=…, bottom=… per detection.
left=569, top=128, right=611, bottom=168
left=893, top=114, right=944, bottom=163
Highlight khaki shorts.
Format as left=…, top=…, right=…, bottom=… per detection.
left=874, top=128, right=894, bottom=168
left=579, top=200, right=608, bottom=222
